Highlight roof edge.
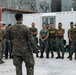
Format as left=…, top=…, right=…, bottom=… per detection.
left=1, top=7, right=37, bottom=13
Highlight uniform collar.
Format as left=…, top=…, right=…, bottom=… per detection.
left=17, top=22, right=22, bottom=24
left=58, top=28, right=62, bottom=30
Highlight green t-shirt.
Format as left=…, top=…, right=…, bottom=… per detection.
left=70, top=28, right=76, bottom=40
left=30, top=27, right=37, bottom=37
left=68, top=28, right=73, bottom=34
left=40, top=29, right=49, bottom=39
left=49, top=29, right=57, bottom=38
left=68, top=28, right=73, bottom=41
left=57, top=28, right=65, bottom=38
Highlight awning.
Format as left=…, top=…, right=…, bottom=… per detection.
left=2, top=7, right=37, bottom=13
left=41, top=13, right=56, bottom=18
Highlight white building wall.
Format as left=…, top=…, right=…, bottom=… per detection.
left=23, top=14, right=42, bottom=37
left=23, top=11, right=76, bottom=45
left=56, top=11, right=76, bottom=44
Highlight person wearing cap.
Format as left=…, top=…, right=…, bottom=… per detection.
left=0, top=21, right=5, bottom=64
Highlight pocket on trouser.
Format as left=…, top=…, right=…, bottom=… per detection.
left=56, top=39, right=59, bottom=46
left=23, top=54, right=35, bottom=66
left=60, top=39, right=64, bottom=44
left=45, top=40, right=49, bottom=48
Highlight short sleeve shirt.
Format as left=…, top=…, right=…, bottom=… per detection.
left=40, top=29, right=49, bottom=39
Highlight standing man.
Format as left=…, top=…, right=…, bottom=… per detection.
left=56, top=23, right=65, bottom=59
left=2, top=24, right=6, bottom=30
left=67, top=22, right=74, bottom=58
left=5, top=24, right=12, bottom=59
left=46, top=24, right=49, bottom=29
left=5, top=13, right=38, bottom=75
left=2, top=23, right=6, bottom=56
left=49, top=23, right=57, bottom=58
left=30, top=22, right=39, bottom=57
left=69, top=24, right=76, bottom=60
left=0, top=22, right=5, bottom=64
left=39, top=24, right=49, bottom=58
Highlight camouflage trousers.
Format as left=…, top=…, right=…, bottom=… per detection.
left=48, top=38, right=56, bottom=55
left=56, top=38, right=65, bottom=57
left=40, top=39, right=49, bottom=55
left=70, top=40, right=76, bottom=58
left=13, top=54, right=35, bottom=75
left=68, top=40, right=72, bottom=56
left=5, top=40, right=13, bottom=58
left=2, top=40, right=6, bottom=54
left=33, top=37, right=39, bottom=57
left=0, top=41, right=3, bottom=60
left=33, top=37, right=38, bottom=45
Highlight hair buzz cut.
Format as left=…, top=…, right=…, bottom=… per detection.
left=15, top=13, right=23, bottom=21
left=59, top=22, right=62, bottom=25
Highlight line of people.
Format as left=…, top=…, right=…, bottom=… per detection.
left=0, top=13, right=75, bottom=75
left=30, top=22, right=76, bottom=60
left=0, top=21, right=76, bottom=64
left=0, top=22, right=13, bottom=64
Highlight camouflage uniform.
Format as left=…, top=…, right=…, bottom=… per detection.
left=49, top=29, right=57, bottom=58
left=5, top=39, right=12, bottom=59
left=5, top=22, right=38, bottom=75
left=56, top=28, right=65, bottom=59
left=0, top=41, right=2, bottom=60
left=67, top=28, right=73, bottom=58
left=39, top=29, right=49, bottom=58
left=5, top=27, right=13, bottom=59
left=0, top=29, right=4, bottom=63
left=69, top=28, right=76, bottom=60
left=30, top=27, right=39, bottom=57
left=2, top=29, right=6, bottom=55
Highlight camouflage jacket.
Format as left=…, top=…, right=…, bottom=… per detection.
left=70, top=28, right=76, bottom=40
left=0, top=29, right=5, bottom=40
left=5, top=22, right=38, bottom=56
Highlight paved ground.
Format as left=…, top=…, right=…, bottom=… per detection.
left=0, top=52, right=76, bottom=75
